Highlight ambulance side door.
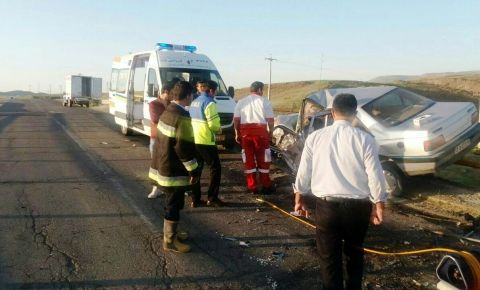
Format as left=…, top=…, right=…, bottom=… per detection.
left=143, top=53, right=160, bottom=136
left=129, top=54, right=149, bottom=130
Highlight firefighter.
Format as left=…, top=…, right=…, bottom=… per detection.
left=189, top=80, right=224, bottom=207
left=147, top=80, right=176, bottom=199
left=233, top=81, right=275, bottom=195
left=149, top=81, right=200, bottom=253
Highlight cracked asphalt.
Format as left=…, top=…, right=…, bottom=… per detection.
left=0, top=97, right=478, bottom=289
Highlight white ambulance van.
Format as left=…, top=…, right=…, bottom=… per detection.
left=109, top=43, right=237, bottom=148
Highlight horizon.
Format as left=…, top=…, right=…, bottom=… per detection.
left=0, top=0, right=479, bottom=93
left=1, top=69, right=480, bottom=95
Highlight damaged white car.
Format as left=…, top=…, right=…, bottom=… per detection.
left=272, top=86, right=480, bottom=196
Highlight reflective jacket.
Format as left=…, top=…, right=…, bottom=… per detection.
left=149, top=103, right=199, bottom=187
left=189, top=93, right=221, bottom=146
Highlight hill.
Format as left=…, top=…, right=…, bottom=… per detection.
left=396, top=73, right=480, bottom=102
left=235, top=75, right=480, bottom=113
left=0, top=90, right=50, bottom=97
left=234, top=80, right=383, bottom=112
left=369, top=75, right=418, bottom=83
left=370, top=70, right=480, bottom=83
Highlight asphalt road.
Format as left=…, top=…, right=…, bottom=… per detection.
left=0, top=98, right=322, bottom=289
left=0, top=98, right=478, bottom=289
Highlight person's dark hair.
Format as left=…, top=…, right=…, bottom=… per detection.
left=161, top=80, right=177, bottom=94
left=332, top=93, right=357, bottom=116
left=206, top=80, right=218, bottom=91
left=250, top=81, right=264, bottom=93
left=196, top=80, right=207, bottom=86
left=170, top=81, right=194, bottom=101
left=171, top=77, right=182, bottom=84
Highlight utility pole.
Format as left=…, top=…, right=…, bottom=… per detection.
left=265, top=55, right=277, bottom=100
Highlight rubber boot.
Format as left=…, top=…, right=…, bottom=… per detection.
left=163, top=219, right=191, bottom=253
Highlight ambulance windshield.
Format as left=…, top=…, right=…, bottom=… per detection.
left=160, top=68, right=229, bottom=96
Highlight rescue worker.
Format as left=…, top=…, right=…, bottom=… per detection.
left=233, top=81, right=275, bottom=195
left=147, top=80, right=176, bottom=199
left=294, top=93, right=387, bottom=289
left=149, top=81, right=200, bottom=253
left=189, top=80, right=223, bottom=207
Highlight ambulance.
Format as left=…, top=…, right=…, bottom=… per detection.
left=109, top=43, right=237, bottom=148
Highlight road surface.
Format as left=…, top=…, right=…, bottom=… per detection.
left=0, top=97, right=478, bottom=289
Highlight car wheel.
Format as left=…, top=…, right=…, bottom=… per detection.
left=382, top=161, right=404, bottom=197
left=120, top=125, right=132, bottom=136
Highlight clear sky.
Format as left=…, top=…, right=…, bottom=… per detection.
left=0, top=0, right=478, bottom=93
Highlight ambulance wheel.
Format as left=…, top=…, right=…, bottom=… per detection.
left=120, top=125, right=133, bottom=136
left=382, top=161, right=404, bottom=197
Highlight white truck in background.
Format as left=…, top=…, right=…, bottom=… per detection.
left=109, top=43, right=237, bottom=148
left=63, top=75, right=102, bottom=108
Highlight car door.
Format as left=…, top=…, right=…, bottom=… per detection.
left=130, top=54, right=149, bottom=130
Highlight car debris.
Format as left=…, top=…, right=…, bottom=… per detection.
left=219, top=234, right=237, bottom=242
left=271, top=251, right=285, bottom=261
left=271, top=86, right=480, bottom=196
left=239, top=241, right=251, bottom=248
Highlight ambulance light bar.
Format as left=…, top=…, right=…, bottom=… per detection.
left=156, top=43, right=197, bottom=53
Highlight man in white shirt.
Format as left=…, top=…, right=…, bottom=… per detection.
left=294, top=93, right=387, bottom=290
left=234, top=81, right=275, bottom=195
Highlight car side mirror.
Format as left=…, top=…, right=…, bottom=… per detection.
left=228, top=86, right=235, bottom=98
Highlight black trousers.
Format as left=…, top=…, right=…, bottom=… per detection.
left=191, top=144, right=221, bottom=202
left=315, top=197, right=372, bottom=290
left=163, top=186, right=188, bottom=221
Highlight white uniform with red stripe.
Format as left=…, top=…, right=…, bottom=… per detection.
left=234, top=94, right=274, bottom=191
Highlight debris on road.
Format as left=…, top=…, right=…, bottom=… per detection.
left=271, top=251, right=285, bottom=261
left=100, top=141, right=108, bottom=145
left=219, top=234, right=237, bottom=242
left=239, top=241, right=250, bottom=248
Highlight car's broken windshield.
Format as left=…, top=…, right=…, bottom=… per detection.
left=362, top=88, right=434, bottom=127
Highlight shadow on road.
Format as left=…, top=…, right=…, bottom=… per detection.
left=0, top=101, right=28, bottom=133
